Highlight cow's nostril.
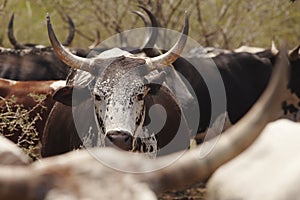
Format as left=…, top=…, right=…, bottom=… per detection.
left=106, top=130, right=133, bottom=151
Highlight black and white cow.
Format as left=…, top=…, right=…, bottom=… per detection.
left=0, top=48, right=71, bottom=81
left=172, top=41, right=300, bottom=143
left=234, top=42, right=300, bottom=121
left=42, top=12, right=193, bottom=157
left=0, top=14, right=76, bottom=81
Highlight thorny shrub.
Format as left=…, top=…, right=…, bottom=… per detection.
left=0, top=94, right=47, bottom=161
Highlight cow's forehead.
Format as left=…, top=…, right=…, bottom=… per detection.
left=97, top=77, right=144, bottom=101
left=94, top=56, right=147, bottom=84
left=89, top=47, right=147, bottom=75
left=92, top=56, right=147, bottom=97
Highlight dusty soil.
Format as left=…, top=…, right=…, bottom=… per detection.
left=159, top=183, right=206, bottom=200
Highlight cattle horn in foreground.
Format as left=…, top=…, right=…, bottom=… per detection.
left=8, top=13, right=75, bottom=49
left=0, top=46, right=289, bottom=200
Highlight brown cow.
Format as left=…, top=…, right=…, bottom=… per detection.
left=0, top=78, right=65, bottom=144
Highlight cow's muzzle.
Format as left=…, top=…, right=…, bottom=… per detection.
left=106, top=130, right=133, bottom=151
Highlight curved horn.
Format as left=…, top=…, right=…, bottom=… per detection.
left=88, top=30, right=101, bottom=49
left=149, top=12, right=188, bottom=68
left=62, top=15, right=75, bottom=46
left=271, top=40, right=279, bottom=55
left=132, top=10, right=151, bottom=27
left=288, top=44, right=300, bottom=61
left=138, top=6, right=159, bottom=50
left=7, top=13, right=26, bottom=49
left=147, top=46, right=290, bottom=193
left=47, top=14, right=92, bottom=72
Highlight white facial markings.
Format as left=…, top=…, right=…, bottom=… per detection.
left=89, top=55, right=158, bottom=152
left=93, top=73, right=149, bottom=140
left=104, top=86, right=146, bottom=137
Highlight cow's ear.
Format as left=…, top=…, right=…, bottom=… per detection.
left=53, top=85, right=91, bottom=106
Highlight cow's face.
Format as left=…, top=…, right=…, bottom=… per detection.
left=53, top=55, right=168, bottom=152
left=92, top=56, right=152, bottom=150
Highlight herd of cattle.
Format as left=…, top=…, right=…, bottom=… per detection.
left=1, top=5, right=300, bottom=199
left=0, top=7, right=299, bottom=161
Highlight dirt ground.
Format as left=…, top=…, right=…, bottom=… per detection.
left=159, top=183, right=207, bottom=200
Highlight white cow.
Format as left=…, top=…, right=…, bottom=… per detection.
left=0, top=136, right=29, bottom=165
left=207, top=119, right=300, bottom=200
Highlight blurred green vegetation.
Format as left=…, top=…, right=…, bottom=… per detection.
left=0, top=0, right=299, bottom=49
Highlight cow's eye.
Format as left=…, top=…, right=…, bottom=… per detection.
left=137, top=93, right=144, bottom=101
left=95, top=94, right=102, bottom=101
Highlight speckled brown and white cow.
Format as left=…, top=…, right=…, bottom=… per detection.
left=42, top=12, right=192, bottom=157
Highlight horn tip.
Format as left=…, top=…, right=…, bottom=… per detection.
left=138, top=5, right=147, bottom=10
left=138, top=5, right=152, bottom=17
left=131, top=10, right=140, bottom=15
left=184, top=11, right=189, bottom=35
left=9, top=12, right=14, bottom=22
left=46, top=13, right=51, bottom=23
left=8, top=13, right=14, bottom=25
left=184, top=11, right=189, bottom=21
left=271, top=40, right=276, bottom=48
left=66, top=15, right=74, bottom=25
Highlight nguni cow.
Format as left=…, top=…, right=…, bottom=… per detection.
left=0, top=78, right=65, bottom=144
left=233, top=41, right=300, bottom=120
left=168, top=40, right=299, bottom=143
left=8, top=13, right=75, bottom=50
left=0, top=47, right=73, bottom=81
left=0, top=14, right=75, bottom=81
left=260, top=43, right=300, bottom=121
left=42, top=12, right=193, bottom=157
